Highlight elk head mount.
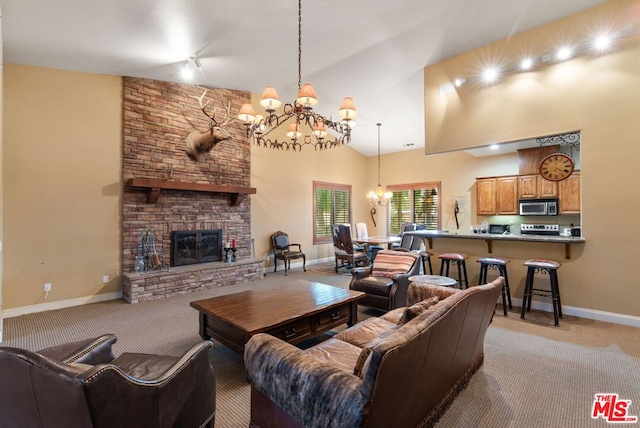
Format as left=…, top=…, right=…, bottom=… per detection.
left=184, top=89, right=234, bottom=162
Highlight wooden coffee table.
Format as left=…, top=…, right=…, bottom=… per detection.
left=190, top=280, right=364, bottom=355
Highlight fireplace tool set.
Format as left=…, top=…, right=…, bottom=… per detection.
left=135, top=229, right=169, bottom=274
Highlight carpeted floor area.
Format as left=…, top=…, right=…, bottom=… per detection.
left=4, top=265, right=640, bottom=427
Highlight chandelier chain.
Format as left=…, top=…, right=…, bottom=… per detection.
left=377, top=123, right=382, bottom=186
left=240, top=0, right=355, bottom=152
left=298, top=0, right=302, bottom=92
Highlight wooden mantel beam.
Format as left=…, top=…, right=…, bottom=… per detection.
left=126, top=178, right=257, bottom=205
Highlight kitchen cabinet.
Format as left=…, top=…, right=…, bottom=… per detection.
left=476, top=178, right=496, bottom=215
left=476, top=176, right=518, bottom=215
left=518, top=175, right=558, bottom=199
left=496, top=176, right=519, bottom=214
left=559, top=171, right=580, bottom=214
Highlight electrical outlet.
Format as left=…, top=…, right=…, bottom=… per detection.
left=102, top=275, right=109, bottom=284
left=44, top=283, right=52, bottom=292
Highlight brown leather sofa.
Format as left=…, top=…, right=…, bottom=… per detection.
left=244, top=277, right=504, bottom=428
left=0, top=334, right=216, bottom=428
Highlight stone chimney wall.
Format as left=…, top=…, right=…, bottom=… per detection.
left=122, top=77, right=252, bottom=273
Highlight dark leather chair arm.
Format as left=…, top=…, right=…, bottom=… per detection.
left=245, top=333, right=369, bottom=428
left=389, top=257, right=422, bottom=308
left=82, top=341, right=215, bottom=428
left=349, top=266, right=374, bottom=291
left=351, top=266, right=373, bottom=280
left=38, top=334, right=117, bottom=365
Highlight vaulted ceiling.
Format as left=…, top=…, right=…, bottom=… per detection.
left=0, top=0, right=605, bottom=156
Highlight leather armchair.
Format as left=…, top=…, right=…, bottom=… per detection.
left=349, top=249, right=420, bottom=311
left=0, top=334, right=216, bottom=428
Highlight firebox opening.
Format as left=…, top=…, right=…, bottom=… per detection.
left=171, top=229, right=223, bottom=267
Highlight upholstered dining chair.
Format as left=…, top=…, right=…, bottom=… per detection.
left=271, top=230, right=306, bottom=276
left=332, top=224, right=369, bottom=273
left=349, top=249, right=421, bottom=310
left=0, top=334, right=216, bottom=428
left=392, top=222, right=418, bottom=249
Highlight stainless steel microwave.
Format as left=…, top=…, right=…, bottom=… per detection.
left=519, top=198, right=558, bottom=216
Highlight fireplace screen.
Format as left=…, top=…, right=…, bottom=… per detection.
left=171, top=229, right=223, bottom=266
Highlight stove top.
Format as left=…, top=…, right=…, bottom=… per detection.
left=520, top=224, right=560, bottom=236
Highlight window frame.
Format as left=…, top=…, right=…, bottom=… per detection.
left=386, top=182, right=442, bottom=235
left=313, top=181, right=352, bottom=244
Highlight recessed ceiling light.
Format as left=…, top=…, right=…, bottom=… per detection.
left=454, top=78, right=467, bottom=87
left=556, top=47, right=572, bottom=61
left=520, top=58, right=533, bottom=70
left=594, top=34, right=612, bottom=51
left=489, top=144, right=500, bottom=150
left=482, top=68, right=499, bottom=83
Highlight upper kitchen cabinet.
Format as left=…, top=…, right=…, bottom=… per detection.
left=496, top=176, right=519, bottom=214
left=518, top=175, right=558, bottom=199
left=476, top=176, right=518, bottom=215
left=559, top=171, right=581, bottom=214
left=477, top=178, right=496, bottom=215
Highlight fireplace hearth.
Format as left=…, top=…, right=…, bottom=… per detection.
left=171, top=229, right=223, bottom=266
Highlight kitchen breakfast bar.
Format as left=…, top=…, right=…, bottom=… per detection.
left=406, top=230, right=585, bottom=260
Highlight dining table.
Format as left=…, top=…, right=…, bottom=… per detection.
left=353, top=235, right=401, bottom=250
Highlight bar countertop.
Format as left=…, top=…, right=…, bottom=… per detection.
left=405, top=230, right=585, bottom=259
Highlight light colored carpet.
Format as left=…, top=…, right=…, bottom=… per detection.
left=4, top=265, right=640, bottom=427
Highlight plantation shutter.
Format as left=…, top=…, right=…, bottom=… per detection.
left=313, top=182, right=352, bottom=243
left=386, top=182, right=441, bottom=234
left=389, top=190, right=411, bottom=235
left=413, top=188, right=439, bottom=229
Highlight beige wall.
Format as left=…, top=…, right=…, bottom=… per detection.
left=421, top=0, right=640, bottom=317
left=3, top=64, right=122, bottom=309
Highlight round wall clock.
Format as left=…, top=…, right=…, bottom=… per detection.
left=539, top=153, right=575, bottom=181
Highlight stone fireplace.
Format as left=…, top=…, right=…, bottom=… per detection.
left=121, top=77, right=263, bottom=303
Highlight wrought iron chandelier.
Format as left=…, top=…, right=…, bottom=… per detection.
left=236, top=0, right=356, bottom=152
left=367, top=123, right=392, bottom=207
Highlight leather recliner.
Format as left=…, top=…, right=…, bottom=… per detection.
left=350, top=249, right=421, bottom=311
left=0, top=334, right=216, bottom=428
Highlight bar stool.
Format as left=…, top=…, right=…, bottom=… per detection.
left=438, top=253, right=469, bottom=289
left=520, top=259, right=562, bottom=326
left=408, top=234, right=433, bottom=275
left=418, top=250, right=434, bottom=275
left=477, top=256, right=512, bottom=316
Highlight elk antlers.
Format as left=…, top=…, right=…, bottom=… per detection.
left=190, top=90, right=234, bottom=127
left=184, top=89, right=234, bottom=162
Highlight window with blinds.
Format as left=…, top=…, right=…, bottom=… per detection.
left=387, top=182, right=441, bottom=235
left=313, top=181, right=352, bottom=244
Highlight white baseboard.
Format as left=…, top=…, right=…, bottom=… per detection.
left=267, top=256, right=334, bottom=273
left=2, top=291, right=123, bottom=319
left=509, top=297, right=640, bottom=328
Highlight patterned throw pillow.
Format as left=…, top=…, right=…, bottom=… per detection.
left=371, top=250, right=417, bottom=278
left=397, top=296, right=439, bottom=325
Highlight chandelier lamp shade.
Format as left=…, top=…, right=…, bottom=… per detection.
left=236, top=0, right=356, bottom=152
left=368, top=123, right=393, bottom=207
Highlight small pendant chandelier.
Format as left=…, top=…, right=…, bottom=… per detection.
left=367, top=123, right=392, bottom=207
left=236, top=0, right=356, bottom=152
